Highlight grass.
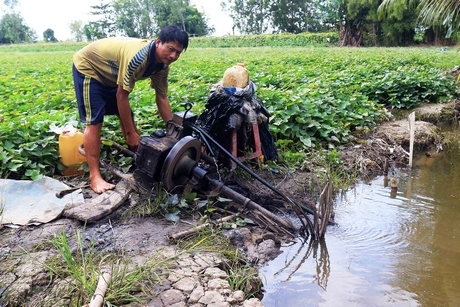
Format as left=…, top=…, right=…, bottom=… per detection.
left=122, top=183, right=167, bottom=219
left=226, top=262, right=262, bottom=299
left=44, top=228, right=206, bottom=306
left=175, top=223, right=264, bottom=299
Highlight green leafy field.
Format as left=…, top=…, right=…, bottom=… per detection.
left=1, top=43, right=459, bottom=179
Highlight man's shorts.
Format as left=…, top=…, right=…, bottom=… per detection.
left=72, top=64, right=119, bottom=125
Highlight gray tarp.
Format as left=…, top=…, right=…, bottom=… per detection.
left=0, top=176, right=84, bottom=227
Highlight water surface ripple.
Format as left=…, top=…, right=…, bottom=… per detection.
left=261, top=146, right=460, bottom=307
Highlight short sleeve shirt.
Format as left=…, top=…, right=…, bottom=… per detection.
left=73, top=37, right=169, bottom=96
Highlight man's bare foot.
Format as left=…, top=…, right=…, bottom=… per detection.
left=90, top=177, right=116, bottom=194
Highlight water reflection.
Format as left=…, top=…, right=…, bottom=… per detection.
left=272, top=239, right=330, bottom=290
left=261, top=131, right=460, bottom=306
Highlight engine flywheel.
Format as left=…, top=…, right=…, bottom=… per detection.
left=161, top=136, right=202, bottom=191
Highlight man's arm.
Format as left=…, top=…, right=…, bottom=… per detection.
left=116, top=85, right=140, bottom=148
left=156, top=94, right=173, bottom=123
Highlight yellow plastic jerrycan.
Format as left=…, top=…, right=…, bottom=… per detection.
left=59, top=130, right=86, bottom=176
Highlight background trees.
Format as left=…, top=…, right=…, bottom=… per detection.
left=0, top=0, right=458, bottom=46
left=220, top=0, right=457, bottom=46
left=0, top=0, right=36, bottom=43
left=0, top=0, right=213, bottom=43
left=69, top=20, right=85, bottom=42
left=43, top=28, right=57, bottom=42
left=86, top=0, right=213, bottom=40
left=0, top=13, right=36, bottom=43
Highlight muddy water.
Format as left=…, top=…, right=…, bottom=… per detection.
left=261, top=135, right=460, bottom=306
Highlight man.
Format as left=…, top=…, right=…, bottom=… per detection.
left=72, top=25, right=189, bottom=194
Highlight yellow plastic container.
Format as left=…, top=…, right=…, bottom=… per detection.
left=59, top=130, right=87, bottom=176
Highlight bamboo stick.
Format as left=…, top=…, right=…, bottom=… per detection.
left=88, top=267, right=112, bottom=307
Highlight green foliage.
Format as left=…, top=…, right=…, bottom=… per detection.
left=0, top=12, right=37, bottom=43
left=48, top=230, right=99, bottom=298
left=222, top=0, right=338, bottom=35
left=190, top=32, right=339, bottom=48
left=96, top=0, right=213, bottom=38
left=222, top=0, right=272, bottom=34
left=47, top=228, right=201, bottom=306
left=360, top=65, right=458, bottom=108
left=1, top=43, right=460, bottom=180
left=69, top=20, right=85, bottom=42
left=153, top=1, right=213, bottom=36
left=0, top=41, right=86, bottom=52
left=226, top=262, right=262, bottom=297
left=379, top=0, right=460, bottom=40
left=271, top=0, right=331, bottom=33
left=43, top=28, right=58, bottom=42
left=111, top=0, right=156, bottom=38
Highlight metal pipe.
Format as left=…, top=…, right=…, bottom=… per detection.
left=189, top=124, right=315, bottom=216
left=205, top=176, right=296, bottom=232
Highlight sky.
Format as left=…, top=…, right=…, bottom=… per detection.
left=12, top=0, right=234, bottom=41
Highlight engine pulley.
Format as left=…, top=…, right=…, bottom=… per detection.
left=161, top=136, right=202, bottom=191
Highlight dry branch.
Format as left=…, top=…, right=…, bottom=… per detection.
left=169, top=214, right=238, bottom=241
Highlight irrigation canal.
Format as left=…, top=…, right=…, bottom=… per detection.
left=260, top=127, right=460, bottom=307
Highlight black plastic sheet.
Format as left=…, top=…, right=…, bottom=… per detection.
left=197, top=81, right=278, bottom=161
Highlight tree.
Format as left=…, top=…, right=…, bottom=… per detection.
left=183, top=6, right=215, bottom=36
left=336, top=0, right=418, bottom=46
left=0, top=13, right=36, bottom=43
left=83, top=21, right=107, bottom=41
left=112, top=0, right=157, bottom=37
left=155, top=1, right=214, bottom=36
left=70, top=20, right=85, bottom=42
left=377, top=0, right=418, bottom=46
left=378, top=0, right=458, bottom=41
left=3, top=0, right=18, bottom=10
left=0, top=0, right=37, bottom=43
left=85, top=1, right=117, bottom=40
left=271, top=0, right=325, bottom=33
left=221, top=0, right=272, bottom=34
left=222, top=0, right=337, bottom=35
left=43, top=28, right=58, bottom=42
left=111, top=0, right=213, bottom=38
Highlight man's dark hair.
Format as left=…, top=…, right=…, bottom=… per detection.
left=159, top=25, right=189, bottom=51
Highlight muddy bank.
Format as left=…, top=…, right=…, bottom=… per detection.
left=1, top=102, right=457, bottom=307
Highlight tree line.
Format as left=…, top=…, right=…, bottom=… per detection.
left=1, top=0, right=459, bottom=46
left=222, top=0, right=459, bottom=46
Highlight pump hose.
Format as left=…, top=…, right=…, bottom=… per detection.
left=189, top=124, right=315, bottom=216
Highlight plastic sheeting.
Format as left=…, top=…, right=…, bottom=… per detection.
left=0, top=176, right=85, bottom=227
left=196, top=81, right=278, bottom=161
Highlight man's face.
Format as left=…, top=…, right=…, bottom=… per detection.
left=155, top=39, right=184, bottom=66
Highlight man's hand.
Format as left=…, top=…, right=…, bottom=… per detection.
left=125, top=130, right=140, bottom=152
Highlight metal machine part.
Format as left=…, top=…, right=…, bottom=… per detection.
left=135, top=135, right=177, bottom=180
left=134, top=108, right=197, bottom=182
left=161, top=136, right=202, bottom=191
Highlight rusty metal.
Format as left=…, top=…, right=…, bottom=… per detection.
left=161, top=136, right=201, bottom=191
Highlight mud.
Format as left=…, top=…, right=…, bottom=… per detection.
left=1, top=102, right=457, bottom=307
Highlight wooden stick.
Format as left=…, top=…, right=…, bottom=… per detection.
left=169, top=214, right=238, bottom=241
left=89, top=267, right=112, bottom=307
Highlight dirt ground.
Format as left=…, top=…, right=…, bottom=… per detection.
left=1, top=101, right=458, bottom=306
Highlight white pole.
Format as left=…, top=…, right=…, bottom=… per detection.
left=408, top=111, right=415, bottom=168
